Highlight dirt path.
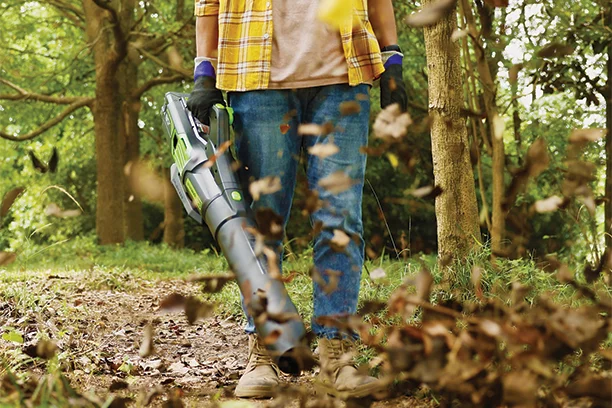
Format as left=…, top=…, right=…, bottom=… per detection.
left=1, top=274, right=430, bottom=407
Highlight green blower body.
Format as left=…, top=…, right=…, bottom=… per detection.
left=160, top=93, right=310, bottom=374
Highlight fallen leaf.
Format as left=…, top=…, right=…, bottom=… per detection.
left=109, top=380, right=129, bottom=392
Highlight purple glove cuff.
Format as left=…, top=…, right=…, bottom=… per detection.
left=194, top=60, right=216, bottom=82
left=384, top=54, right=403, bottom=68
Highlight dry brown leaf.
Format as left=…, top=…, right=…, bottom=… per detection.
left=533, top=196, right=565, bottom=213
left=124, top=161, right=165, bottom=203
left=373, top=104, right=412, bottom=140
left=339, top=101, right=361, bottom=115
left=0, top=251, right=17, bottom=266
left=415, top=267, right=434, bottom=301
left=318, top=171, right=356, bottom=194
left=249, top=176, right=281, bottom=201
left=45, top=203, right=82, bottom=218
left=262, top=329, right=282, bottom=345
left=484, top=0, right=508, bottom=7
left=1, top=187, right=25, bottom=218
left=139, top=324, right=154, bottom=357
left=23, top=339, right=57, bottom=360
left=537, top=42, right=575, bottom=58
left=308, top=142, right=340, bottom=159
left=188, top=273, right=235, bottom=293
left=185, top=296, right=215, bottom=324
left=202, top=140, right=233, bottom=169
left=508, top=63, right=523, bottom=85
left=159, top=293, right=187, bottom=311
left=450, top=29, right=468, bottom=42
left=568, top=128, right=606, bottom=144
left=405, top=0, right=457, bottom=28
left=409, top=185, right=443, bottom=199
left=369, top=267, right=387, bottom=281
left=330, top=229, right=351, bottom=252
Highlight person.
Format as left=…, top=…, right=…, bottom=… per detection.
left=187, top=0, right=407, bottom=399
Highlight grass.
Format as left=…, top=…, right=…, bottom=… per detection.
left=1, top=236, right=605, bottom=325
left=1, top=238, right=609, bottom=407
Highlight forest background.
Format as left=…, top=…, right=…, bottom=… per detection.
left=0, top=0, right=610, bottom=407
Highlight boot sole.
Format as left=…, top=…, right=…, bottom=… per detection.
left=234, top=385, right=277, bottom=399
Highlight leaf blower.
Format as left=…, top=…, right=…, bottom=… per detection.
left=160, top=92, right=311, bottom=375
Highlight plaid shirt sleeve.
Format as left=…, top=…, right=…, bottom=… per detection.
left=195, top=0, right=219, bottom=16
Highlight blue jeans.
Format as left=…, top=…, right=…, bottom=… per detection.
left=229, top=83, right=370, bottom=339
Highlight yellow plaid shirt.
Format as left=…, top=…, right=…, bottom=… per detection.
left=194, top=0, right=385, bottom=92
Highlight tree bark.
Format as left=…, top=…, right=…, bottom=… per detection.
left=423, top=1, right=481, bottom=261
left=460, top=0, right=505, bottom=255
left=606, top=6, right=611, bottom=248
left=163, top=167, right=185, bottom=248
left=121, top=54, right=144, bottom=241
left=83, top=0, right=127, bottom=245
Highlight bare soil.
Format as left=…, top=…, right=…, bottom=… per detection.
left=1, top=273, right=432, bottom=407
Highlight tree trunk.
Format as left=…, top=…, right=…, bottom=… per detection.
left=83, top=0, right=126, bottom=245
left=460, top=0, right=505, bottom=255
left=163, top=168, right=185, bottom=248
left=423, top=1, right=481, bottom=261
left=121, top=56, right=144, bottom=241
left=606, top=7, right=611, bottom=248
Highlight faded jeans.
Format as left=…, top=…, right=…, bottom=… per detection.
left=229, top=83, right=370, bottom=339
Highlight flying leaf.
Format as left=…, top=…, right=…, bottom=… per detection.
left=537, top=42, right=575, bottom=58
left=339, top=101, right=361, bottom=116
left=484, top=0, right=508, bottom=6
left=188, top=273, right=235, bottom=293
left=409, top=185, right=443, bottom=199
left=0, top=251, right=17, bottom=266
left=298, top=122, right=334, bottom=136
left=22, top=339, right=57, bottom=359
left=415, top=267, right=434, bottom=301
left=185, top=297, right=215, bottom=324
left=48, top=147, right=58, bottom=173
left=317, top=0, right=353, bottom=30
left=29, top=150, right=48, bottom=173
left=533, top=196, right=565, bottom=213
left=279, top=123, right=291, bottom=135
left=308, top=142, right=340, bottom=159
left=139, top=324, right=154, bottom=357
left=373, top=104, right=412, bottom=140
left=124, top=160, right=165, bottom=203
left=330, top=229, right=351, bottom=252
left=1, top=187, right=25, bottom=218
left=159, top=293, right=187, bottom=311
left=249, top=176, right=281, bottom=201
left=405, top=0, right=457, bottom=28
left=450, top=29, right=468, bottom=42
left=386, top=152, right=399, bottom=168
left=254, top=208, right=284, bottom=240
left=568, top=128, right=606, bottom=144
left=369, top=267, right=387, bottom=281
left=318, top=171, right=356, bottom=194
left=45, top=203, right=82, bottom=218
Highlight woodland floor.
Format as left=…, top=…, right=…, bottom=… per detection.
left=0, top=269, right=433, bottom=408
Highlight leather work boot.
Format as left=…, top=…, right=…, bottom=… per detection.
left=234, top=334, right=281, bottom=398
left=318, top=337, right=383, bottom=399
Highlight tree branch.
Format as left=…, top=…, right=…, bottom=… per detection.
left=90, top=0, right=127, bottom=66
left=132, top=74, right=185, bottom=99
left=0, top=98, right=93, bottom=142
left=132, top=45, right=191, bottom=77
left=0, top=78, right=86, bottom=104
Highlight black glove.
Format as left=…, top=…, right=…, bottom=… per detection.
left=186, top=76, right=225, bottom=125
left=380, top=45, right=408, bottom=111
